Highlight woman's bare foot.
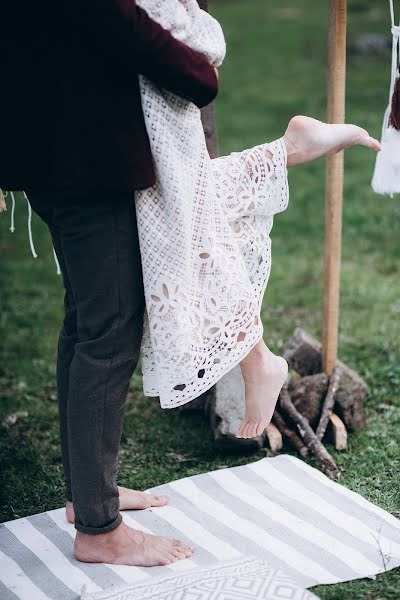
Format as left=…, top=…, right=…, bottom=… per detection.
left=283, top=115, right=381, bottom=168
left=74, top=520, right=193, bottom=566
left=236, top=338, right=288, bottom=439
left=66, top=486, right=168, bottom=524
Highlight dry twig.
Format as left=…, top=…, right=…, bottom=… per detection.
left=279, top=383, right=341, bottom=479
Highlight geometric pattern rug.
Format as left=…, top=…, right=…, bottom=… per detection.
left=1, top=454, right=400, bottom=600
left=81, top=557, right=320, bottom=600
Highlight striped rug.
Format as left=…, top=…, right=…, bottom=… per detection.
left=1, top=454, right=400, bottom=600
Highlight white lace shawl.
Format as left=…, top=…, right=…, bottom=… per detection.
left=136, top=0, right=289, bottom=408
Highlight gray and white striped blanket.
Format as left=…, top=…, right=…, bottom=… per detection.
left=1, top=454, right=400, bottom=599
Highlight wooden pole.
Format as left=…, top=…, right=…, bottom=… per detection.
left=322, top=0, right=347, bottom=375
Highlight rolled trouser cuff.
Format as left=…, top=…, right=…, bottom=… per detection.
left=74, top=511, right=123, bottom=535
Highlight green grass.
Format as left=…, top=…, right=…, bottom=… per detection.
left=1, top=0, right=399, bottom=597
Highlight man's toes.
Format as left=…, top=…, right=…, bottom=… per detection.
left=167, top=552, right=180, bottom=563
left=172, top=549, right=187, bottom=560
left=174, top=540, right=191, bottom=554
left=150, top=494, right=168, bottom=506
left=176, top=545, right=193, bottom=558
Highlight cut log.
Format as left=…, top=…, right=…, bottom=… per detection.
left=265, top=422, right=283, bottom=452
left=272, top=409, right=309, bottom=457
left=290, top=373, right=329, bottom=428
left=283, top=328, right=323, bottom=375
left=327, top=413, right=348, bottom=450
left=279, top=383, right=341, bottom=479
left=316, top=364, right=342, bottom=440
left=283, top=327, right=368, bottom=431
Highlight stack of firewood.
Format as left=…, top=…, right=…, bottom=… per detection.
left=270, top=368, right=343, bottom=479
left=263, top=328, right=369, bottom=479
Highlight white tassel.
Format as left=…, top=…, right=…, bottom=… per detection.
left=10, top=191, right=16, bottom=232
left=23, top=192, right=38, bottom=258
left=53, top=246, right=62, bottom=275
left=371, top=126, right=400, bottom=196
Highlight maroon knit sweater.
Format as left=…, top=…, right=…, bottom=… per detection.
left=0, top=0, right=218, bottom=193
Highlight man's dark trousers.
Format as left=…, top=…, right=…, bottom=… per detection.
left=27, top=190, right=146, bottom=535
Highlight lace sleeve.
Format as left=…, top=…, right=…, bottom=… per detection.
left=212, top=138, right=289, bottom=222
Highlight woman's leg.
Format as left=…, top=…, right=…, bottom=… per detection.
left=283, top=115, right=380, bottom=168
left=213, top=116, right=380, bottom=439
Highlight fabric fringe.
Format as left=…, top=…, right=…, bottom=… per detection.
left=23, top=192, right=38, bottom=258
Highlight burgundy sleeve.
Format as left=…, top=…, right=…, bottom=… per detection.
left=72, top=0, right=218, bottom=108
left=133, top=5, right=218, bottom=108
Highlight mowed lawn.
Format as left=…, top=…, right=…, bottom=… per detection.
left=0, top=1, right=399, bottom=597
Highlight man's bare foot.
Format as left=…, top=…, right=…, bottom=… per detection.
left=66, top=486, right=168, bottom=524
left=236, top=338, right=288, bottom=439
left=283, top=115, right=381, bottom=168
left=74, top=520, right=193, bottom=566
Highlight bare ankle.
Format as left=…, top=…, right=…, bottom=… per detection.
left=75, top=521, right=121, bottom=542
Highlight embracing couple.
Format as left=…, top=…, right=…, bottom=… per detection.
left=0, top=0, right=380, bottom=567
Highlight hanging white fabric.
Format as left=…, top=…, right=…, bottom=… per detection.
left=371, top=0, right=400, bottom=196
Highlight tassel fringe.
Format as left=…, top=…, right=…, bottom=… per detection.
left=23, top=192, right=38, bottom=258
left=10, top=192, right=16, bottom=232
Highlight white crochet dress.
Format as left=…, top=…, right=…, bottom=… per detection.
left=136, top=0, right=289, bottom=408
